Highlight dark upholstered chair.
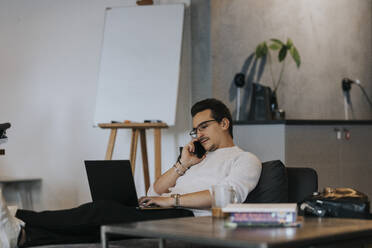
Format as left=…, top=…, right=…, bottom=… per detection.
left=35, top=160, right=317, bottom=248
left=286, top=167, right=318, bottom=203
left=245, top=160, right=318, bottom=203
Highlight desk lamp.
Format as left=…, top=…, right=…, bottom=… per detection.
left=342, top=78, right=372, bottom=120
left=233, top=73, right=245, bottom=121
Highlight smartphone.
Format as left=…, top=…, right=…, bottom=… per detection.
left=193, top=141, right=206, bottom=158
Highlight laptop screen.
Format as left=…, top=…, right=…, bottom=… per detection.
left=84, top=160, right=139, bottom=207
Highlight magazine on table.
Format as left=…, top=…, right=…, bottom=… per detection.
left=222, top=203, right=301, bottom=227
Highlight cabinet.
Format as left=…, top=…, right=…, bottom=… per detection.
left=0, top=149, right=42, bottom=210
left=0, top=177, right=41, bottom=210
left=234, top=120, right=372, bottom=199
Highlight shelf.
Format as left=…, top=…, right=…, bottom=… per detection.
left=234, top=119, right=372, bottom=126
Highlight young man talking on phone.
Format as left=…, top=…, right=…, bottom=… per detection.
left=140, top=98, right=262, bottom=216
left=0, top=98, right=261, bottom=247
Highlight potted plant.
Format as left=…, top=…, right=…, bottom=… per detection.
left=255, top=38, right=301, bottom=118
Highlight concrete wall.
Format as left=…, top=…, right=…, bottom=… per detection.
left=0, top=0, right=191, bottom=210
left=190, top=0, right=212, bottom=103
left=209, top=0, right=372, bottom=120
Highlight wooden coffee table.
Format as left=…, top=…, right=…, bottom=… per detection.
left=101, top=216, right=372, bottom=248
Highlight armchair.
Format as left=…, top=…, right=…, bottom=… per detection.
left=245, top=160, right=318, bottom=203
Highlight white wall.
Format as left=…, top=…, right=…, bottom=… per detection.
left=0, top=0, right=191, bottom=210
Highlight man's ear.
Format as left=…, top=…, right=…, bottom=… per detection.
left=220, top=118, right=230, bottom=131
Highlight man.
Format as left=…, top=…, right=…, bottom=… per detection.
left=0, top=98, right=261, bottom=247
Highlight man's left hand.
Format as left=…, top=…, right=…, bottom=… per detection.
left=138, top=196, right=173, bottom=207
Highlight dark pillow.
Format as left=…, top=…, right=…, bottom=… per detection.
left=287, top=167, right=318, bottom=202
left=244, top=160, right=288, bottom=203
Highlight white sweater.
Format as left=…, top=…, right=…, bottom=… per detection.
left=147, top=146, right=262, bottom=216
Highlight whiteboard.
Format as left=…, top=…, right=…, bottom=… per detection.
left=94, top=4, right=185, bottom=126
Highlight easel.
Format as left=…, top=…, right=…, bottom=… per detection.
left=98, top=122, right=168, bottom=192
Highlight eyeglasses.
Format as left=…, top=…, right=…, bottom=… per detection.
left=189, top=119, right=217, bottom=138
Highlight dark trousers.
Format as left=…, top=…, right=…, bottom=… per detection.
left=16, top=200, right=194, bottom=247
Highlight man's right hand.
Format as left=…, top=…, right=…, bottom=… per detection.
left=179, top=139, right=206, bottom=168
left=151, top=140, right=207, bottom=195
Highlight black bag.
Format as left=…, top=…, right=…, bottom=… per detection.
left=248, top=83, right=273, bottom=121
left=300, top=187, right=371, bottom=219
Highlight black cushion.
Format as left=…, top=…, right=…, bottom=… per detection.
left=244, top=160, right=288, bottom=203
left=287, top=167, right=318, bottom=203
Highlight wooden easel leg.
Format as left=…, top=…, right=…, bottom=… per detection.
left=130, top=129, right=140, bottom=174
left=105, top=128, right=117, bottom=160
left=140, top=130, right=150, bottom=193
left=130, top=129, right=136, bottom=164
left=154, top=128, right=162, bottom=179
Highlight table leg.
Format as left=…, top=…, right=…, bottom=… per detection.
left=130, top=129, right=140, bottom=174
left=154, top=128, right=162, bottom=179
left=105, top=129, right=117, bottom=160
left=18, top=183, right=33, bottom=210
left=101, top=227, right=109, bottom=248
left=14, top=184, right=24, bottom=209
left=140, top=130, right=150, bottom=193
left=158, top=238, right=165, bottom=248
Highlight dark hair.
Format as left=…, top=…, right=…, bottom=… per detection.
left=191, top=98, right=233, bottom=138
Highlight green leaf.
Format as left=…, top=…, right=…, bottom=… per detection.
left=270, top=38, right=284, bottom=46
left=269, top=43, right=281, bottom=50
left=255, top=42, right=268, bottom=58
left=286, top=38, right=293, bottom=48
left=289, top=45, right=301, bottom=67
left=255, top=43, right=262, bottom=57
left=262, top=42, right=268, bottom=54
left=278, top=46, right=287, bottom=62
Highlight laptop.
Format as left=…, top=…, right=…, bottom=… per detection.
left=84, top=160, right=173, bottom=210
